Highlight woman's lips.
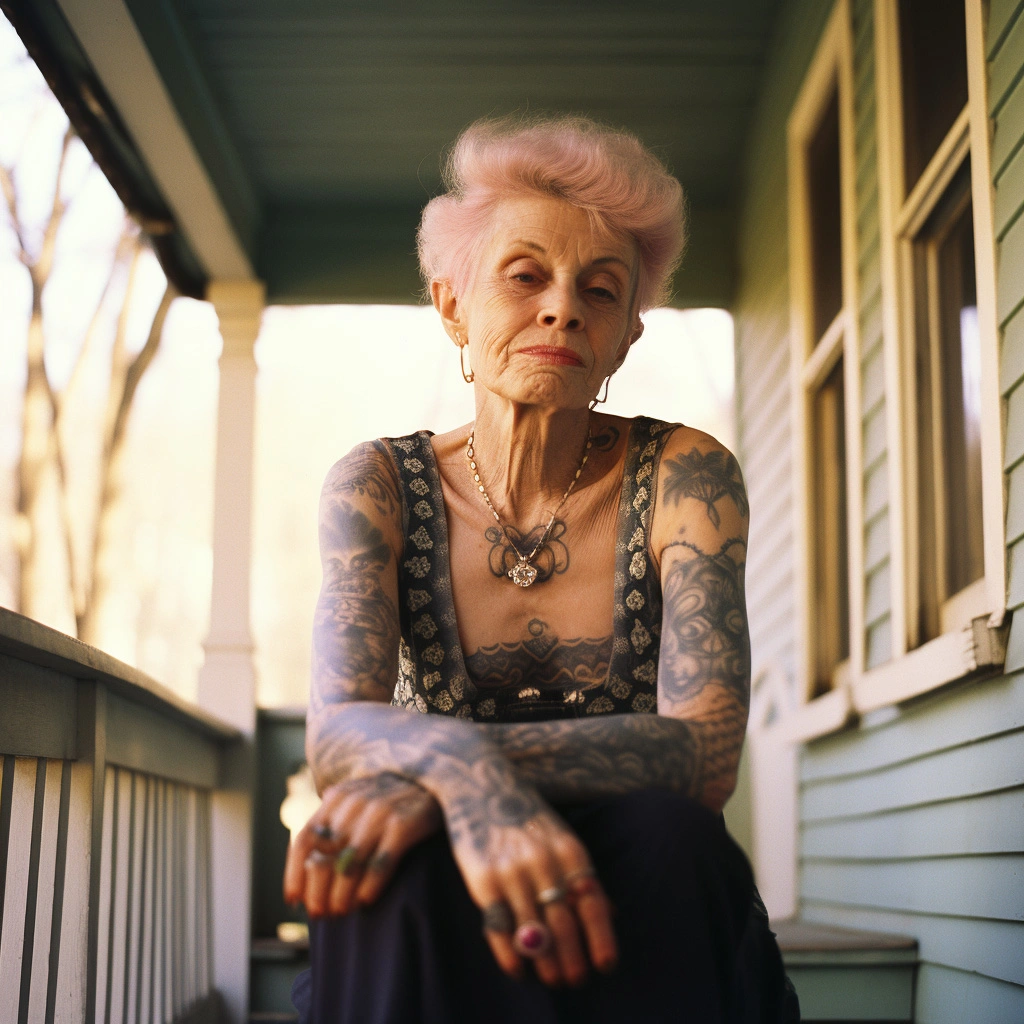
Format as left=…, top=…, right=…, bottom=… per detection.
left=519, top=346, right=584, bottom=366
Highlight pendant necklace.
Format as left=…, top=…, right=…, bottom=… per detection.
left=466, top=422, right=592, bottom=588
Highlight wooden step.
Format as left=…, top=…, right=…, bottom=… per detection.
left=774, top=919, right=918, bottom=1023
left=251, top=938, right=310, bottom=1020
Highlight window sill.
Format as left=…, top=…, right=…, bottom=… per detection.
left=851, top=611, right=1010, bottom=713
left=767, top=611, right=1010, bottom=744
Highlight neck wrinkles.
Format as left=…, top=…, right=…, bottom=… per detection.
left=469, top=399, right=592, bottom=525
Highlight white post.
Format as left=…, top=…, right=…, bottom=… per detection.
left=197, top=278, right=265, bottom=1024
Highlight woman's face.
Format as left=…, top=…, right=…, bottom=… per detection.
left=454, top=195, right=642, bottom=410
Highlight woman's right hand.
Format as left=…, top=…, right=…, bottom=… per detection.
left=284, top=772, right=442, bottom=916
left=440, top=763, right=618, bottom=988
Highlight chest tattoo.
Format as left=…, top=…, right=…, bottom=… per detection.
left=485, top=519, right=570, bottom=583
left=465, top=617, right=612, bottom=691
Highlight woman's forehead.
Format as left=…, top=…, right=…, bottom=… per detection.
left=485, top=195, right=635, bottom=265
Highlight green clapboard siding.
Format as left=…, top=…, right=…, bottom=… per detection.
left=991, top=5, right=1024, bottom=115
left=731, top=1, right=1024, bottom=1016
left=914, top=963, right=1024, bottom=1024
left=1000, top=306, right=1024, bottom=394
left=989, top=0, right=1024, bottom=59
left=801, top=854, right=1024, bottom=920
left=801, top=726, right=1024, bottom=820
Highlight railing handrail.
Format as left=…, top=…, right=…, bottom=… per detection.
left=0, top=606, right=238, bottom=743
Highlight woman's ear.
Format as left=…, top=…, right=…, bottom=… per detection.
left=430, top=280, right=464, bottom=347
left=613, top=318, right=644, bottom=372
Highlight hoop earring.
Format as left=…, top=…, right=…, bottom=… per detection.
left=459, top=342, right=474, bottom=384
left=589, top=375, right=610, bottom=410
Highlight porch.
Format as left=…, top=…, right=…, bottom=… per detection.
left=2, top=0, right=1022, bottom=1021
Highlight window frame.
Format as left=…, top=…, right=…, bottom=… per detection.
left=786, top=0, right=866, bottom=716
left=861, top=0, right=1007, bottom=713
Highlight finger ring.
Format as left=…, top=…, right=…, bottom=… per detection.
left=482, top=901, right=515, bottom=934
left=304, top=849, right=334, bottom=869
left=312, top=823, right=334, bottom=840
left=537, top=885, right=568, bottom=905
left=513, top=921, right=553, bottom=957
left=334, top=846, right=361, bottom=876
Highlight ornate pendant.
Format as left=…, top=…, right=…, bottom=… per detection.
left=508, top=560, right=538, bottom=587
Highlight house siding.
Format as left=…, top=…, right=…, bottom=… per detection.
left=733, top=0, right=1024, bottom=1020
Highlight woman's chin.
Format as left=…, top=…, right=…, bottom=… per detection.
left=485, top=375, right=589, bottom=411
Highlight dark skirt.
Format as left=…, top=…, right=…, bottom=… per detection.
left=291, top=790, right=799, bottom=1024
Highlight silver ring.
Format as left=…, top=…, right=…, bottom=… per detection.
left=304, top=848, right=334, bottom=868
left=537, top=885, right=568, bottom=906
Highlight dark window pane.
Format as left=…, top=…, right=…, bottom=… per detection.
left=808, top=86, right=843, bottom=341
left=812, top=355, right=849, bottom=695
left=899, top=0, right=968, bottom=194
left=912, top=161, right=983, bottom=643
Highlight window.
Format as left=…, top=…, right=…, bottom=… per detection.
left=787, top=1, right=861, bottom=703
left=910, top=162, right=985, bottom=641
left=887, top=0, right=991, bottom=649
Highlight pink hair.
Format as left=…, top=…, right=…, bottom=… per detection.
left=417, top=114, right=687, bottom=312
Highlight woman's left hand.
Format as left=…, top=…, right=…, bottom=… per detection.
left=284, top=772, right=442, bottom=916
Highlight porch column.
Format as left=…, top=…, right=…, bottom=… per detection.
left=197, top=278, right=265, bottom=1024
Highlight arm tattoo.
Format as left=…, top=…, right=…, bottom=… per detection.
left=307, top=702, right=546, bottom=854
left=662, top=447, right=749, bottom=528
left=658, top=536, right=750, bottom=806
left=482, top=714, right=704, bottom=802
left=486, top=519, right=569, bottom=582
left=310, top=446, right=402, bottom=711
left=323, top=441, right=402, bottom=519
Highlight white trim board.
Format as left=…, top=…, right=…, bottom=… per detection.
left=54, top=0, right=255, bottom=281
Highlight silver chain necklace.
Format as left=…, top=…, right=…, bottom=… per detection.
left=466, top=423, right=593, bottom=587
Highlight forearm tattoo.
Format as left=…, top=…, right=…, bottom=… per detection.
left=662, top=447, right=749, bottom=528
left=308, top=702, right=546, bottom=854
left=659, top=536, right=750, bottom=806
left=483, top=714, right=703, bottom=802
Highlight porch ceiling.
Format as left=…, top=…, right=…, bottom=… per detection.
left=9, top=0, right=784, bottom=306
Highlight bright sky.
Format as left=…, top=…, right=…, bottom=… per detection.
left=0, top=13, right=735, bottom=705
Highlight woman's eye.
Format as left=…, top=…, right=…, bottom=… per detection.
left=512, top=272, right=538, bottom=283
left=588, top=287, right=617, bottom=301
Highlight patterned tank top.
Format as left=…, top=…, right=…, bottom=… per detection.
left=380, top=417, right=679, bottom=722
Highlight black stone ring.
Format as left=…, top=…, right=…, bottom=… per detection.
left=482, top=901, right=516, bottom=934
left=312, top=823, right=334, bottom=841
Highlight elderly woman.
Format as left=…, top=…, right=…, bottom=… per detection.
left=285, top=115, right=796, bottom=1023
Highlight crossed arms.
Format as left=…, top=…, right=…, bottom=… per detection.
left=305, top=432, right=751, bottom=816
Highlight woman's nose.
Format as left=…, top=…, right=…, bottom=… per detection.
left=538, top=285, right=584, bottom=331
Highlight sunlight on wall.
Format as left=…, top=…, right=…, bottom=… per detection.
left=251, top=304, right=734, bottom=707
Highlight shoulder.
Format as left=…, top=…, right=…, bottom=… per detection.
left=322, top=440, right=401, bottom=507
left=318, top=440, right=404, bottom=555
left=651, top=425, right=749, bottom=564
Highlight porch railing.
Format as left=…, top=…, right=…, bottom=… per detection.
left=0, top=607, right=239, bottom=1024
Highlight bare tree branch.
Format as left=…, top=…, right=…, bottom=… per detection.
left=79, top=279, right=177, bottom=642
